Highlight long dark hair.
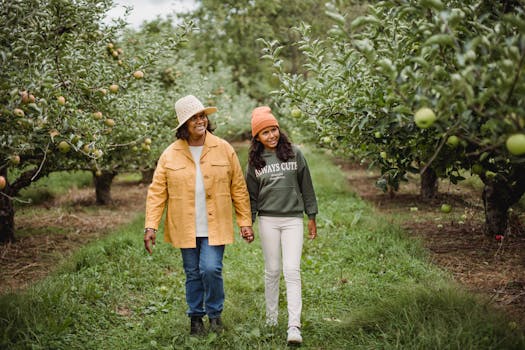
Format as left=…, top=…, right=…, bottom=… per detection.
left=248, top=129, right=294, bottom=170
left=175, top=116, right=216, bottom=140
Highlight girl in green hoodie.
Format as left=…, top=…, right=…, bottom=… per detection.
left=245, top=106, right=318, bottom=345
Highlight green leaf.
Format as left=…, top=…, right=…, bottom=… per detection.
left=503, top=14, right=525, bottom=34
left=423, top=34, right=455, bottom=47
left=420, top=0, right=445, bottom=11
left=350, top=16, right=380, bottom=31
left=410, top=56, right=429, bottom=68
left=325, top=11, right=345, bottom=25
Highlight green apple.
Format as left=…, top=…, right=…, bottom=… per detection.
left=13, top=108, right=25, bottom=117
left=57, top=96, right=66, bottom=105
left=380, top=151, right=387, bottom=159
left=485, top=170, right=496, bottom=179
left=321, top=136, right=332, bottom=144
left=144, top=138, right=152, bottom=145
left=133, top=70, right=144, bottom=79
left=471, top=163, right=483, bottom=175
left=10, top=155, right=21, bottom=165
left=109, top=84, right=119, bottom=93
left=291, top=107, right=302, bottom=118
left=93, top=149, right=103, bottom=158
left=440, top=203, right=452, bottom=213
left=58, top=141, right=70, bottom=153
left=446, top=135, right=460, bottom=148
left=374, top=131, right=382, bottom=138
left=104, top=118, right=115, bottom=127
left=414, top=107, right=436, bottom=129
left=92, top=111, right=103, bottom=120
left=505, top=133, right=525, bottom=155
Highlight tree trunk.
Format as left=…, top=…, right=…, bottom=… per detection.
left=0, top=185, right=15, bottom=243
left=480, top=164, right=525, bottom=236
left=482, top=181, right=511, bottom=236
left=93, top=170, right=117, bottom=205
left=140, top=168, right=154, bottom=184
left=482, top=186, right=508, bottom=236
left=420, top=167, right=438, bottom=200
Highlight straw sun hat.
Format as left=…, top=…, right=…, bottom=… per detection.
left=174, top=95, right=217, bottom=130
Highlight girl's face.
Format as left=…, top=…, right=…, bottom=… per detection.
left=257, top=126, right=280, bottom=150
left=187, top=112, right=208, bottom=140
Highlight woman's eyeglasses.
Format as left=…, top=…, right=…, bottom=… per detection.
left=189, top=113, right=207, bottom=122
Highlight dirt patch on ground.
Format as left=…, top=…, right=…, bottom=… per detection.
left=0, top=180, right=148, bottom=294
left=340, top=160, right=525, bottom=330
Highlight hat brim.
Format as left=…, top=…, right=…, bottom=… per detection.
left=173, top=106, right=218, bottom=131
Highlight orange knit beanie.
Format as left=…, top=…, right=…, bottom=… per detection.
left=251, top=106, right=279, bottom=137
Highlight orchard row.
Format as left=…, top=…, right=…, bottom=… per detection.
left=264, top=0, right=525, bottom=236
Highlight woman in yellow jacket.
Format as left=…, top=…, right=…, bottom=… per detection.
left=143, top=95, right=254, bottom=335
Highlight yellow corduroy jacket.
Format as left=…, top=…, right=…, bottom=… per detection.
left=144, top=132, right=252, bottom=248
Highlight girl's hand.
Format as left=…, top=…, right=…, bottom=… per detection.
left=308, top=219, right=317, bottom=240
left=240, top=226, right=255, bottom=243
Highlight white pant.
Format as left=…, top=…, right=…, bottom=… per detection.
left=258, top=216, right=303, bottom=328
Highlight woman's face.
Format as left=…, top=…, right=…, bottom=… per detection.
left=257, top=126, right=280, bottom=150
left=187, top=112, right=208, bottom=139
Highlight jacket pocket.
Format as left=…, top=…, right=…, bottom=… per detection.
left=165, top=163, right=186, bottom=197
left=210, top=161, right=232, bottom=186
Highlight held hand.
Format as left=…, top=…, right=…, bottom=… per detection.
left=144, top=230, right=156, bottom=254
left=240, top=226, right=254, bottom=243
left=307, top=219, right=317, bottom=240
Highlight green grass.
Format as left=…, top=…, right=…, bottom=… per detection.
left=0, top=146, right=523, bottom=349
left=17, top=171, right=93, bottom=205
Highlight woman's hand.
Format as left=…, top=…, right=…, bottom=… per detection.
left=240, top=226, right=254, bottom=243
left=144, top=229, right=156, bottom=254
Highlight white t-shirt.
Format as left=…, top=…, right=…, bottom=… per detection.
left=189, top=146, right=208, bottom=237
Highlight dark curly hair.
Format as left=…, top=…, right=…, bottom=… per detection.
left=175, top=116, right=216, bottom=140
left=248, top=129, right=294, bottom=170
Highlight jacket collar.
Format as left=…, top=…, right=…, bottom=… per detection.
left=172, top=131, right=219, bottom=161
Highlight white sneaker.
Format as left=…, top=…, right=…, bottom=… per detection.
left=287, top=326, right=302, bottom=344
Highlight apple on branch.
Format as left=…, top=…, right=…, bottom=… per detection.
left=414, top=107, right=436, bottom=129
left=505, top=133, right=525, bottom=156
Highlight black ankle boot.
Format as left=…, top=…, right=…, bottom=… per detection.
left=190, top=316, right=205, bottom=335
left=209, top=317, right=223, bottom=333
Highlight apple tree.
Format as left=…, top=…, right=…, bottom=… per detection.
left=79, top=19, right=195, bottom=204
left=84, top=17, right=257, bottom=203
left=264, top=0, right=525, bottom=236
left=0, top=0, right=166, bottom=242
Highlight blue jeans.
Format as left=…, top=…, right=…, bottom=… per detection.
left=180, top=237, right=225, bottom=319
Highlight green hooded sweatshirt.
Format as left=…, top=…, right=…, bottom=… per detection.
left=245, top=145, right=318, bottom=222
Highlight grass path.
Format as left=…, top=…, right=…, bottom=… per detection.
left=0, top=146, right=524, bottom=349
